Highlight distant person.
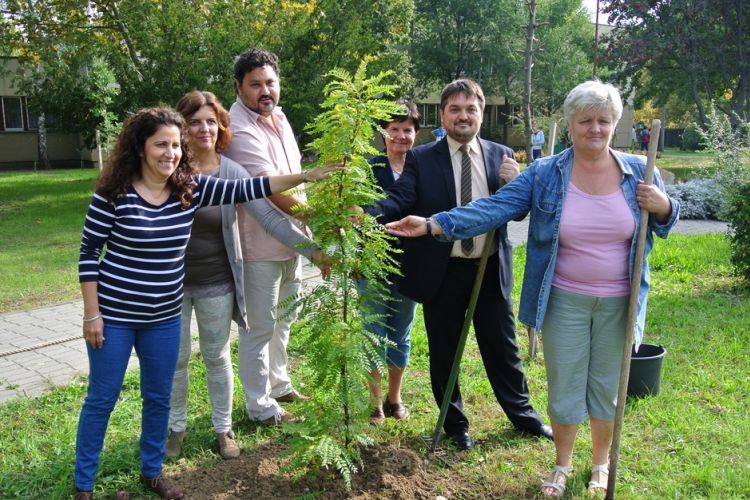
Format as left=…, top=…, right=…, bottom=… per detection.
left=631, top=125, right=638, bottom=150
left=640, top=127, right=650, bottom=151
left=432, top=125, right=446, bottom=141
left=531, top=119, right=545, bottom=160
left=385, top=80, right=679, bottom=498
left=74, top=107, right=340, bottom=499
left=165, top=91, right=327, bottom=461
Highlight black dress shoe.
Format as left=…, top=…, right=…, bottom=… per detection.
left=447, top=431, right=474, bottom=450
left=519, top=424, right=554, bottom=441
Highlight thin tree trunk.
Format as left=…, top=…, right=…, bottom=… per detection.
left=523, top=0, right=538, bottom=162
left=37, top=114, right=49, bottom=170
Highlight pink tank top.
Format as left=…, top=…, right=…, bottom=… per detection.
left=552, top=183, right=635, bottom=297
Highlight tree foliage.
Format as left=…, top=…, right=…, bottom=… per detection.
left=1, top=0, right=411, bottom=141
left=14, top=49, right=119, bottom=148
left=409, top=0, right=592, bottom=149
left=601, top=0, right=750, bottom=130
left=277, top=0, right=413, bottom=143
left=532, top=0, right=593, bottom=114
left=410, top=0, right=525, bottom=97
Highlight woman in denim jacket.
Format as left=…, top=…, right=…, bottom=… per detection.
left=386, top=80, right=679, bottom=498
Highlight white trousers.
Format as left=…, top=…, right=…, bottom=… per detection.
left=169, top=292, right=234, bottom=434
left=238, top=257, right=301, bottom=421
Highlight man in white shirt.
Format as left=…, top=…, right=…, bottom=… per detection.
left=223, top=49, right=310, bottom=425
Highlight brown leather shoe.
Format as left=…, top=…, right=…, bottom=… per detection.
left=139, top=474, right=184, bottom=499
left=369, top=405, right=385, bottom=425
left=216, top=430, right=240, bottom=459
left=274, top=389, right=310, bottom=403
left=164, top=429, right=184, bottom=458
left=385, top=400, right=409, bottom=420
left=262, top=409, right=305, bottom=425
left=74, top=486, right=129, bottom=499
left=74, top=488, right=93, bottom=500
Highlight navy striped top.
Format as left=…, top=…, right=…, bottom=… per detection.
left=79, top=174, right=272, bottom=323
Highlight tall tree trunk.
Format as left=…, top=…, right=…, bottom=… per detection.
left=523, top=0, right=538, bottom=162
left=37, top=114, right=49, bottom=170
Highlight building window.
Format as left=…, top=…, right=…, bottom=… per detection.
left=2, top=97, right=24, bottom=130
left=418, top=104, right=439, bottom=127
left=27, top=109, right=39, bottom=130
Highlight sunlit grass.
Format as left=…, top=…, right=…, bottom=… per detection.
left=1, top=171, right=748, bottom=498
left=0, top=170, right=98, bottom=312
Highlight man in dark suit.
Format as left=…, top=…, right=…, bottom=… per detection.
left=367, top=79, right=552, bottom=450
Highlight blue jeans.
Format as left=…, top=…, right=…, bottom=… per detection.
left=74, top=317, right=181, bottom=490
left=532, top=148, right=542, bottom=160
left=357, top=277, right=417, bottom=368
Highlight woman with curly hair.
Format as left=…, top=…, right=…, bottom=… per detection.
left=74, top=107, right=340, bottom=500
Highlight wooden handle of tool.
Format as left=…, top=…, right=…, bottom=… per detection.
left=606, top=119, right=661, bottom=499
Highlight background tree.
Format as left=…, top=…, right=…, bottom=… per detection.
left=532, top=0, right=592, bottom=114
left=1, top=0, right=411, bottom=147
left=410, top=0, right=524, bottom=98
left=521, top=0, right=542, bottom=161
left=15, top=50, right=119, bottom=149
left=601, top=0, right=750, bottom=130
left=277, top=0, right=414, bottom=146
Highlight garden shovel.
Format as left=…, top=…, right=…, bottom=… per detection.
left=606, top=119, right=661, bottom=499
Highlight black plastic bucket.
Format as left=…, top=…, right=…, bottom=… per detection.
left=627, top=343, right=667, bottom=397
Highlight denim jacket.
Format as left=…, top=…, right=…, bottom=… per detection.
left=433, top=147, right=680, bottom=348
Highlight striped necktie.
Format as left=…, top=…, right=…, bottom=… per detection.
left=459, top=144, right=474, bottom=255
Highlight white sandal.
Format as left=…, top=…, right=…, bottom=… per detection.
left=588, top=463, right=609, bottom=494
left=541, top=464, right=572, bottom=498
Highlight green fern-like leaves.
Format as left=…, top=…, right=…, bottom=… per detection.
left=284, top=58, right=403, bottom=491
left=280, top=427, right=371, bottom=492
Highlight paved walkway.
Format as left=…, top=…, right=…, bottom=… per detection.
left=0, top=219, right=729, bottom=403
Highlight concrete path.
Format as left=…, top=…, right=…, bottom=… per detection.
left=0, top=219, right=729, bottom=403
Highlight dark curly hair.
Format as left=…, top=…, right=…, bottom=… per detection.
left=378, top=98, right=421, bottom=132
left=233, top=49, right=280, bottom=89
left=96, top=107, right=198, bottom=209
left=175, top=91, right=232, bottom=152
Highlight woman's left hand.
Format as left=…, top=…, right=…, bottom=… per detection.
left=83, top=317, right=105, bottom=349
left=306, top=164, right=346, bottom=182
left=636, top=180, right=672, bottom=221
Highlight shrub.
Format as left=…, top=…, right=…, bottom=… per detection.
left=682, top=125, right=705, bottom=151
left=694, top=108, right=750, bottom=281
left=665, top=178, right=723, bottom=220
left=514, top=149, right=527, bottom=165
left=728, top=183, right=750, bottom=282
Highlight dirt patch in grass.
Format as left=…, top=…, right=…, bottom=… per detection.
left=173, top=442, right=481, bottom=499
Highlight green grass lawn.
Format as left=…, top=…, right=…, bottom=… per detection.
left=0, top=169, right=98, bottom=313
left=1, top=227, right=749, bottom=498
left=1, top=169, right=748, bottom=498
